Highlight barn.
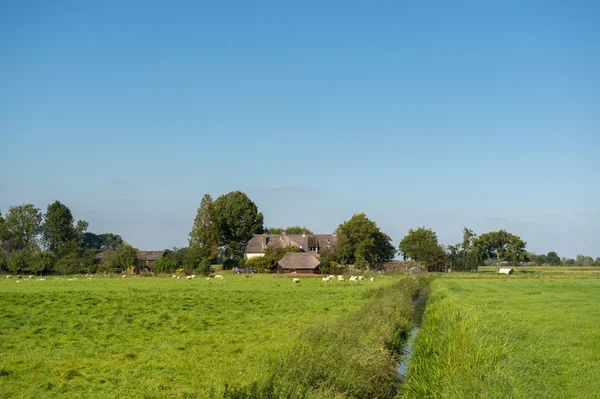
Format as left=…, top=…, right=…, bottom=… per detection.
left=277, top=252, right=320, bottom=274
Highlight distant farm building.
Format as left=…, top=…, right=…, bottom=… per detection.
left=244, top=232, right=336, bottom=259
left=277, top=252, right=320, bottom=274
left=137, top=251, right=165, bottom=267
left=498, top=268, right=514, bottom=275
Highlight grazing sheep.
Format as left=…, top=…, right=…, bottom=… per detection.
left=358, top=276, right=365, bottom=281
left=293, top=278, right=300, bottom=283
left=87, top=277, right=92, bottom=280
left=186, top=276, right=193, bottom=280
left=322, top=277, right=331, bottom=282
left=6, top=275, right=12, bottom=278
left=38, top=278, right=46, bottom=281
left=17, top=275, right=22, bottom=279
left=337, top=276, right=345, bottom=282
left=349, top=276, right=357, bottom=282
left=176, top=276, right=181, bottom=280
left=121, top=274, right=127, bottom=278
left=28, top=275, right=34, bottom=279
left=370, top=277, right=374, bottom=282
left=172, top=275, right=178, bottom=279
left=214, top=275, right=224, bottom=279
left=206, top=277, right=211, bottom=280
left=191, top=275, right=196, bottom=278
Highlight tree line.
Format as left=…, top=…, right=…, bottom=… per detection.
left=2, top=191, right=597, bottom=275
left=0, top=201, right=131, bottom=275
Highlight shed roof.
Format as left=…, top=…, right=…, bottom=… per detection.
left=137, top=250, right=165, bottom=261
left=278, top=253, right=320, bottom=269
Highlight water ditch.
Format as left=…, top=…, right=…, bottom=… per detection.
left=397, top=288, right=430, bottom=378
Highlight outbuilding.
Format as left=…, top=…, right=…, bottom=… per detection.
left=277, top=252, right=320, bottom=274
left=498, top=268, right=514, bottom=275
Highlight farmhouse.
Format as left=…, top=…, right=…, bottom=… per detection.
left=244, top=232, right=336, bottom=259
left=137, top=251, right=166, bottom=267
left=277, top=252, right=320, bottom=274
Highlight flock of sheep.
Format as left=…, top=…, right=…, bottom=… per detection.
left=290, top=275, right=374, bottom=283
left=6, top=273, right=374, bottom=283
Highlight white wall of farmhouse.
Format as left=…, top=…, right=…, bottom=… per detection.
left=244, top=253, right=266, bottom=260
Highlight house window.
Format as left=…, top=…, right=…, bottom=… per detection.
left=309, top=246, right=317, bottom=253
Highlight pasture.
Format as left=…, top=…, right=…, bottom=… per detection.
left=402, top=272, right=600, bottom=399
left=0, top=273, right=415, bottom=398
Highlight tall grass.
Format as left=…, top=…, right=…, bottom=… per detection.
left=402, top=278, right=600, bottom=398
left=224, top=276, right=429, bottom=399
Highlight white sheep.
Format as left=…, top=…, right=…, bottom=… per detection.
left=214, top=275, right=224, bottom=279
left=6, top=275, right=12, bottom=278
left=322, top=277, right=331, bottom=283
left=337, top=276, right=345, bottom=282
left=206, top=277, right=211, bottom=280
left=349, top=276, right=357, bottom=282
left=28, top=275, right=34, bottom=279
left=121, top=274, right=127, bottom=278
left=328, top=275, right=335, bottom=279
left=370, top=277, right=374, bottom=282
left=186, top=276, right=193, bottom=280
left=191, top=275, right=196, bottom=278
left=176, top=276, right=181, bottom=280
left=293, top=278, right=300, bottom=283
left=358, top=276, right=365, bottom=281
left=171, top=275, right=178, bottom=279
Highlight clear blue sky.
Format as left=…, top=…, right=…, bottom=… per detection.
left=1, top=0, right=598, bottom=258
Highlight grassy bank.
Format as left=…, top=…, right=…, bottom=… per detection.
left=402, top=277, right=600, bottom=398
left=0, top=274, right=399, bottom=398
left=223, top=276, right=428, bottom=399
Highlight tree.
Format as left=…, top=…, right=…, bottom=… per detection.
left=546, top=251, right=561, bottom=266
left=476, top=230, right=528, bottom=270
left=446, top=228, right=481, bottom=272
left=189, top=194, right=221, bottom=260
left=574, top=254, right=594, bottom=266
left=267, top=226, right=313, bottom=235
left=593, top=257, right=600, bottom=267
left=75, top=220, right=89, bottom=247
left=42, top=201, right=76, bottom=254
left=117, top=244, right=138, bottom=273
left=535, top=254, right=547, bottom=265
left=399, top=227, right=446, bottom=272
left=8, top=249, right=35, bottom=274
left=336, top=213, right=395, bottom=270
left=213, top=191, right=264, bottom=259
left=562, top=257, right=575, bottom=266
left=3, top=204, right=43, bottom=251
left=32, top=252, right=54, bottom=275
left=82, top=232, right=124, bottom=251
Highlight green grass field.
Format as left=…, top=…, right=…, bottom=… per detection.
left=0, top=274, right=414, bottom=398
left=402, top=272, right=600, bottom=399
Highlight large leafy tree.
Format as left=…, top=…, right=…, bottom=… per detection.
left=189, top=194, right=221, bottom=260
left=213, top=191, right=264, bottom=259
left=42, top=201, right=76, bottom=254
left=546, top=251, right=561, bottom=266
left=336, top=213, right=395, bottom=270
left=3, top=204, right=43, bottom=251
left=117, top=243, right=138, bottom=273
left=82, top=232, right=124, bottom=251
left=399, top=227, right=447, bottom=271
left=476, top=230, right=527, bottom=270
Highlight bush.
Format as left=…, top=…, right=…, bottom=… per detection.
left=246, top=256, right=273, bottom=273
left=198, top=258, right=212, bottom=276
left=223, top=259, right=239, bottom=270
